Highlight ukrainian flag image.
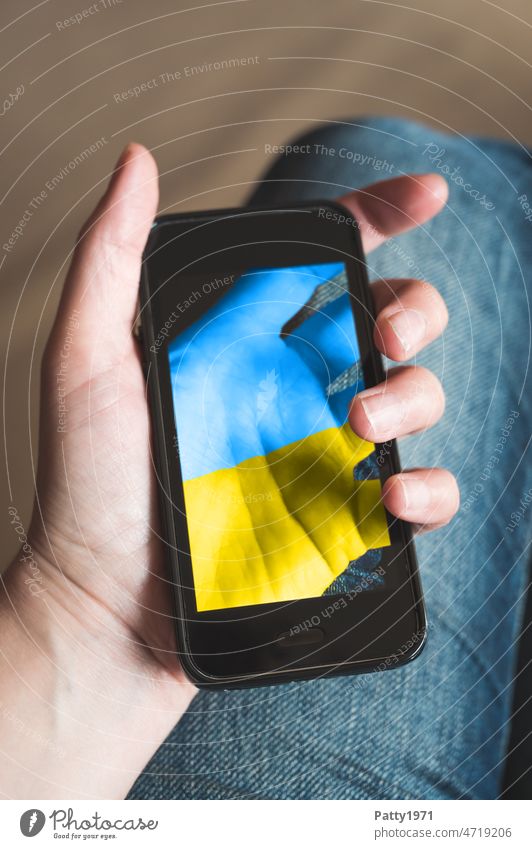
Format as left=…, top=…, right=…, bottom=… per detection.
left=168, top=262, right=391, bottom=611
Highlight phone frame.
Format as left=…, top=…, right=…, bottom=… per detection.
left=139, top=200, right=427, bottom=688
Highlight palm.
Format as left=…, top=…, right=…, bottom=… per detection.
left=32, top=150, right=187, bottom=687
left=36, top=343, right=183, bottom=678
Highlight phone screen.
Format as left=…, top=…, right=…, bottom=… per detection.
left=167, top=260, right=392, bottom=612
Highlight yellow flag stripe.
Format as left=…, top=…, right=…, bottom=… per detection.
left=184, top=423, right=391, bottom=611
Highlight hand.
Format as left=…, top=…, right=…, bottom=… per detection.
left=0, top=144, right=457, bottom=798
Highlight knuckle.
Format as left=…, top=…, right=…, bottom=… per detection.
left=397, top=278, right=449, bottom=331
left=434, top=470, right=460, bottom=516
left=416, top=364, right=444, bottom=395
left=419, top=278, right=447, bottom=311
left=422, top=285, right=449, bottom=332
left=448, top=474, right=461, bottom=514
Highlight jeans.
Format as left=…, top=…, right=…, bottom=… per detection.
left=129, top=117, right=532, bottom=799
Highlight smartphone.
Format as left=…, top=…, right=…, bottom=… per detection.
left=138, top=201, right=426, bottom=687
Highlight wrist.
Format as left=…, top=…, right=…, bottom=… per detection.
left=0, top=546, right=195, bottom=798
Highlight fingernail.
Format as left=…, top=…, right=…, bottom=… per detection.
left=359, top=389, right=406, bottom=435
left=386, top=308, right=426, bottom=353
left=397, top=476, right=431, bottom=510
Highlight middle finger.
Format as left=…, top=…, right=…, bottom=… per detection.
left=349, top=365, right=445, bottom=443
left=371, top=277, right=448, bottom=362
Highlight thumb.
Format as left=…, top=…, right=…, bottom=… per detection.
left=46, top=143, right=159, bottom=384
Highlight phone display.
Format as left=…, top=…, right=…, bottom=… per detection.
left=167, top=261, right=391, bottom=612
left=140, top=202, right=425, bottom=686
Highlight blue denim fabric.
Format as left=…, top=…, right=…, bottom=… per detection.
left=129, top=117, right=532, bottom=800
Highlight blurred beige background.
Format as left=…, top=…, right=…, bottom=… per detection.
left=2, top=0, right=532, bottom=566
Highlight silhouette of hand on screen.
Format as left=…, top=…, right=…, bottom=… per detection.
left=169, top=262, right=390, bottom=610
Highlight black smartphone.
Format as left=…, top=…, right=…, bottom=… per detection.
left=138, top=200, right=426, bottom=687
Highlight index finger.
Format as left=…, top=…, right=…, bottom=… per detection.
left=338, top=173, right=448, bottom=253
